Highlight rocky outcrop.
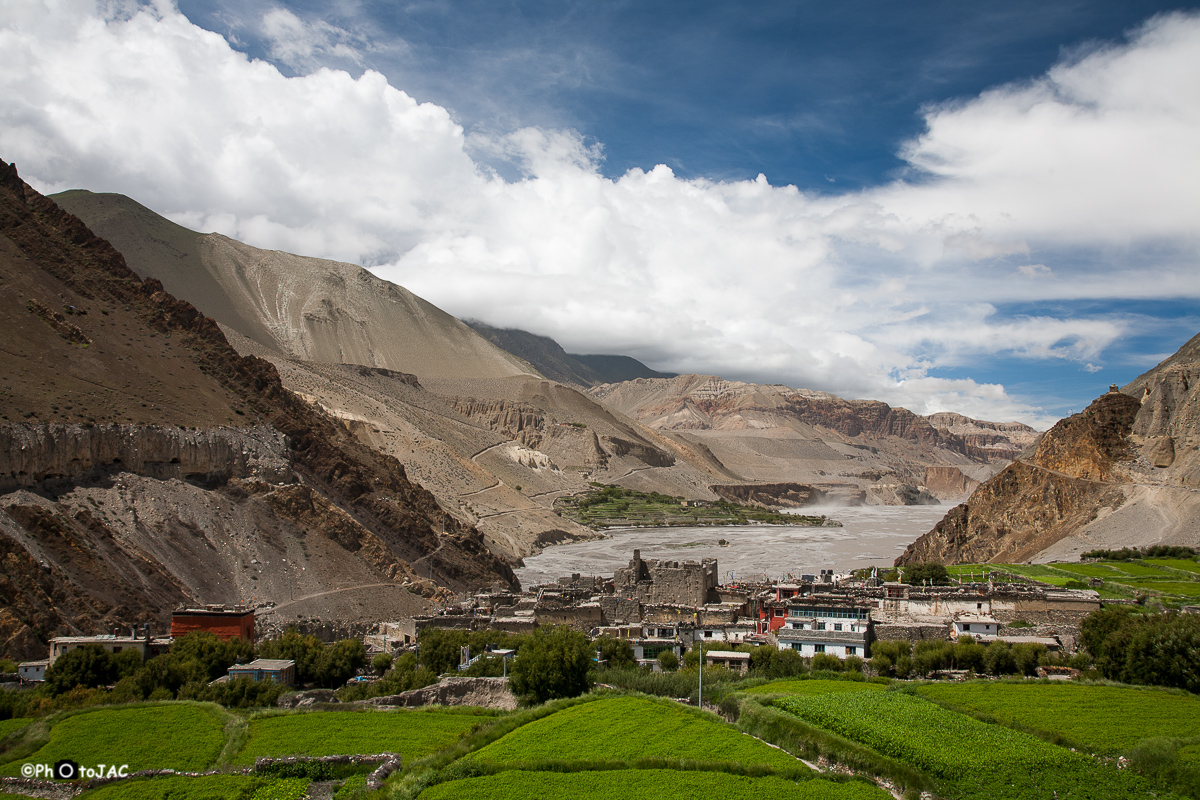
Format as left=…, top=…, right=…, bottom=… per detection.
left=710, top=482, right=826, bottom=508
left=0, top=159, right=517, bottom=658
left=365, top=676, right=518, bottom=710
left=923, top=466, right=982, bottom=502
left=899, top=336, right=1200, bottom=565
left=0, top=423, right=292, bottom=490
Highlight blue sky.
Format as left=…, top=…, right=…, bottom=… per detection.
left=179, top=0, right=1193, bottom=189
left=3, top=1, right=1199, bottom=427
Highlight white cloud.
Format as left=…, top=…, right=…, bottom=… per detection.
left=2, top=2, right=1198, bottom=430
left=258, top=7, right=364, bottom=72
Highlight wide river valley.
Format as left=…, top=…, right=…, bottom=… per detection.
left=514, top=504, right=952, bottom=587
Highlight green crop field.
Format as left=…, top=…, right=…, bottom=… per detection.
left=467, top=696, right=802, bottom=769
left=234, top=709, right=486, bottom=765
left=418, top=769, right=890, bottom=800
left=745, top=680, right=884, bottom=696
left=0, top=718, right=31, bottom=739
left=1050, top=563, right=1126, bottom=578
left=3, top=704, right=226, bottom=775
left=1103, top=561, right=1185, bottom=577
left=79, top=774, right=307, bottom=800
left=776, top=691, right=1177, bottom=799
left=917, top=683, right=1200, bottom=754
left=1147, top=559, right=1200, bottom=575
left=1124, top=580, right=1200, bottom=596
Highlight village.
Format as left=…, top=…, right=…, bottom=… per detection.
left=12, top=550, right=1104, bottom=688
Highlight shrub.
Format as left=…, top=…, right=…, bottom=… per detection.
left=509, top=626, right=593, bottom=705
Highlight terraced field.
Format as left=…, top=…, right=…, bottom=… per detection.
left=745, top=679, right=884, bottom=696
left=418, top=769, right=889, bottom=800
left=2, top=704, right=227, bottom=775
left=234, top=709, right=489, bottom=764
left=945, top=560, right=1200, bottom=604
left=78, top=774, right=308, bottom=800
left=467, top=696, right=802, bottom=769
left=918, top=683, right=1200, bottom=754
left=776, top=690, right=1180, bottom=799
left=0, top=718, right=31, bottom=739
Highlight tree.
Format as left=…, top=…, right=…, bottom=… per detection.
left=45, top=645, right=116, bottom=695
left=811, top=653, right=843, bottom=672
left=594, top=636, right=636, bottom=669
left=372, top=652, right=393, bottom=676
left=658, top=650, right=680, bottom=671
left=901, top=562, right=951, bottom=586
left=316, top=638, right=367, bottom=687
left=508, top=626, right=593, bottom=705
left=258, top=629, right=325, bottom=684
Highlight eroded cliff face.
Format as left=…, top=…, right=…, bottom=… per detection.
left=898, top=337, right=1200, bottom=565
left=0, top=160, right=517, bottom=659
left=0, top=423, right=292, bottom=489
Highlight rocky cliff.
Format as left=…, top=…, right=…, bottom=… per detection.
left=898, top=337, right=1200, bottom=565
left=0, top=423, right=292, bottom=489
left=590, top=375, right=1024, bottom=503
left=0, top=161, right=517, bottom=659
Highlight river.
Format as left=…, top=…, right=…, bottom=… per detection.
left=514, top=504, right=951, bottom=587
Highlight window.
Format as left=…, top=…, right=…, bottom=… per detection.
left=774, top=609, right=785, bottom=617
left=816, top=622, right=826, bottom=630
left=790, top=643, right=802, bottom=651
left=833, top=623, right=842, bottom=632
left=704, top=631, right=713, bottom=638
left=977, top=603, right=983, bottom=610
left=846, top=646, right=856, bottom=656
left=814, top=644, right=825, bottom=653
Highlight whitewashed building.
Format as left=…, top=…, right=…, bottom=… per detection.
left=775, top=601, right=872, bottom=659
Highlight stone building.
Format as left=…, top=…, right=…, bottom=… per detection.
left=612, top=550, right=719, bottom=607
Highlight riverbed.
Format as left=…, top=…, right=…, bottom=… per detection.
left=514, top=504, right=952, bottom=587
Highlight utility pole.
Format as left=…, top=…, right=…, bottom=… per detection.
left=696, top=607, right=703, bottom=708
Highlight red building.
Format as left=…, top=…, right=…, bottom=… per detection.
left=171, top=606, right=255, bottom=642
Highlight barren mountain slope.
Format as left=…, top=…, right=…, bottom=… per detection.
left=897, top=333, right=1200, bottom=565
left=53, top=192, right=739, bottom=558
left=50, top=191, right=535, bottom=382
left=0, top=164, right=516, bottom=660
left=591, top=375, right=1031, bottom=504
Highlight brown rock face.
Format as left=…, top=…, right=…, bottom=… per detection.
left=899, top=334, right=1200, bottom=565
left=0, top=159, right=516, bottom=658
left=923, top=466, right=981, bottom=502
left=710, top=483, right=827, bottom=508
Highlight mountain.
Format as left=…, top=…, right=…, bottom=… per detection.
left=568, top=354, right=675, bottom=384
left=0, top=162, right=517, bottom=660
left=897, top=333, right=1200, bottom=565
left=50, top=191, right=535, bottom=382
left=464, top=321, right=604, bottom=386
left=465, top=321, right=675, bottom=387
left=51, top=191, right=725, bottom=562
left=590, top=375, right=1036, bottom=505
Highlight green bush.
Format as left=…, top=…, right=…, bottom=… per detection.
left=509, top=626, right=593, bottom=705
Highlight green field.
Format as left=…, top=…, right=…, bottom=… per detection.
left=234, top=709, right=487, bottom=765
left=555, top=485, right=827, bottom=528
left=1051, top=563, right=1126, bottom=578
left=1147, top=559, right=1200, bottom=575
left=776, top=690, right=1176, bottom=799
left=745, top=679, right=884, bottom=696
left=3, top=704, right=227, bottom=775
left=79, top=774, right=307, bottom=800
left=1123, top=580, right=1200, bottom=597
left=467, top=696, right=802, bottom=769
left=0, top=718, right=32, bottom=739
left=918, top=682, right=1200, bottom=754
left=418, top=769, right=890, bottom=800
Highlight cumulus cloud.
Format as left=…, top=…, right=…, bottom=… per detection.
left=2, top=1, right=1198, bottom=429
